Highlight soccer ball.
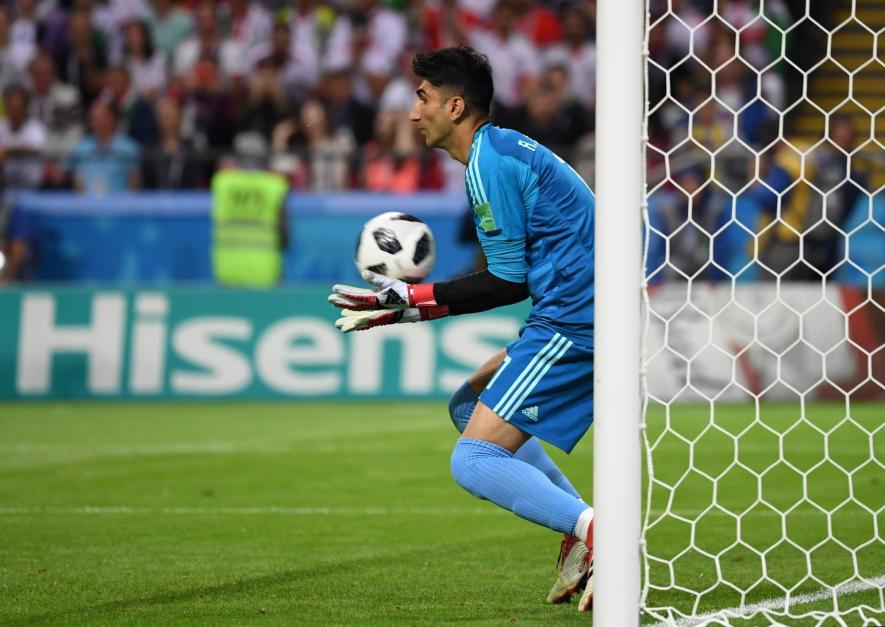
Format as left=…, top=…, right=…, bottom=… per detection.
left=355, top=212, right=436, bottom=283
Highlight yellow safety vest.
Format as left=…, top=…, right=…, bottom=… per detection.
left=211, top=170, right=288, bottom=287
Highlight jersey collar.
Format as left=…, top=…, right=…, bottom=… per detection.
left=469, top=123, right=492, bottom=161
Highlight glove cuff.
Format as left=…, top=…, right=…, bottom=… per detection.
left=408, top=283, right=437, bottom=307
left=418, top=305, right=449, bottom=321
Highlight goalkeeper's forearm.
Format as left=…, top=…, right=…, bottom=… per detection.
left=410, top=269, right=529, bottom=316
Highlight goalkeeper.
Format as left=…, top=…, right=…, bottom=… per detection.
left=329, top=46, right=596, bottom=612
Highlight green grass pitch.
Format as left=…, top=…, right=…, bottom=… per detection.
left=0, top=401, right=881, bottom=625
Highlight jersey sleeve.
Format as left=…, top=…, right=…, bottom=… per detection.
left=469, top=156, right=532, bottom=283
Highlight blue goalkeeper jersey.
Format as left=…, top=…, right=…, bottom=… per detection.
left=465, top=123, right=595, bottom=346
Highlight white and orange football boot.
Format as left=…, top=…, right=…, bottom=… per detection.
left=546, top=533, right=590, bottom=604
left=577, top=518, right=595, bottom=612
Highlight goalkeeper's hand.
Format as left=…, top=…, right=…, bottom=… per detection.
left=335, top=308, right=417, bottom=333
left=329, top=270, right=436, bottom=311
left=335, top=305, right=448, bottom=333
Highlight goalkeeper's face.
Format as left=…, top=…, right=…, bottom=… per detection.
left=410, top=80, right=456, bottom=149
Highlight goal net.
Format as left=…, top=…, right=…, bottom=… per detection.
left=640, top=0, right=884, bottom=624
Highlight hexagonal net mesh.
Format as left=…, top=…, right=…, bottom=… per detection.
left=640, top=0, right=884, bottom=624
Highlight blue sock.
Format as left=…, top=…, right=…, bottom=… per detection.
left=450, top=438, right=587, bottom=535
left=448, top=381, right=478, bottom=432
left=448, top=381, right=583, bottom=500
left=515, top=439, right=583, bottom=500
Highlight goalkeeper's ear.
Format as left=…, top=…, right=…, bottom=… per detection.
left=448, top=94, right=467, bottom=122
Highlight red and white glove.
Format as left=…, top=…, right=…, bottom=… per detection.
left=328, top=270, right=439, bottom=311
left=329, top=271, right=447, bottom=332
left=334, top=308, right=411, bottom=333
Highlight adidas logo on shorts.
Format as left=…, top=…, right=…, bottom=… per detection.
left=521, top=406, right=540, bottom=421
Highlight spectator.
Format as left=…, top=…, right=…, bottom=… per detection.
left=26, top=51, right=84, bottom=161
left=362, top=109, right=441, bottom=193
left=268, top=117, right=308, bottom=190
left=220, top=0, right=271, bottom=58
left=141, top=96, right=208, bottom=188
left=649, top=72, right=693, bottom=153
left=511, top=0, right=562, bottom=47
left=664, top=0, right=706, bottom=60
left=286, top=0, right=324, bottom=71
left=106, top=0, right=149, bottom=30
left=648, top=166, right=731, bottom=282
left=646, top=4, right=683, bottom=108
left=836, top=193, right=885, bottom=289
left=800, top=115, right=868, bottom=276
left=298, top=98, right=354, bottom=192
left=468, top=0, right=539, bottom=124
left=247, top=21, right=319, bottom=101
left=418, top=0, right=471, bottom=50
left=543, top=4, right=595, bottom=112
left=173, top=1, right=245, bottom=88
left=101, top=65, right=158, bottom=147
left=11, top=0, right=39, bottom=48
left=692, top=99, right=732, bottom=152
left=456, top=0, right=496, bottom=23
left=115, top=19, right=167, bottom=99
left=318, top=69, right=376, bottom=147
left=324, top=0, right=407, bottom=100
left=31, top=1, right=67, bottom=59
left=712, top=52, right=753, bottom=114
left=179, top=55, right=238, bottom=153
left=721, top=0, right=768, bottom=67
left=237, top=53, right=295, bottom=140
left=142, top=0, right=193, bottom=63
left=64, top=99, right=140, bottom=195
left=511, top=65, right=587, bottom=159
left=0, top=85, right=47, bottom=190
left=73, top=0, right=121, bottom=54
left=376, top=47, right=419, bottom=127
left=751, top=140, right=813, bottom=279
left=713, top=34, right=781, bottom=148
left=54, top=8, right=108, bottom=108
left=0, top=6, right=36, bottom=91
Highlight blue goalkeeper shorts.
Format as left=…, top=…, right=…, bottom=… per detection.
left=479, top=323, right=594, bottom=453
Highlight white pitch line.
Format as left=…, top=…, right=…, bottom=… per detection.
left=650, top=575, right=885, bottom=626
left=0, top=505, right=504, bottom=516
left=0, top=442, right=419, bottom=457
left=0, top=506, right=870, bottom=518
left=0, top=443, right=289, bottom=455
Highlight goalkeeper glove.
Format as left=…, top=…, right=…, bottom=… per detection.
left=329, top=270, right=438, bottom=311
left=335, top=306, right=448, bottom=333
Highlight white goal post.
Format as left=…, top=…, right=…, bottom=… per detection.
left=593, top=0, right=645, bottom=624
left=595, top=0, right=883, bottom=625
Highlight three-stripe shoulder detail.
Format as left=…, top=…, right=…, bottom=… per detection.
left=466, top=133, right=489, bottom=206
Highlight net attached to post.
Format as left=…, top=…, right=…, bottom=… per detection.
left=640, top=0, right=884, bottom=624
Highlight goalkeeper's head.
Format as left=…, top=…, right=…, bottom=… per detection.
left=410, top=46, right=494, bottom=155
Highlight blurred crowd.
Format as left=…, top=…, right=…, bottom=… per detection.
left=0, top=0, right=596, bottom=195
left=0, top=0, right=880, bottom=286
left=644, top=0, right=882, bottom=283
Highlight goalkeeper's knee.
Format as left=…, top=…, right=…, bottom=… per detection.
left=448, top=381, right=478, bottom=434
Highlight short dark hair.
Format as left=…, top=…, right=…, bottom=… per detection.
left=411, top=46, right=494, bottom=117
left=3, top=83, right=29, bottom=105
left=125, top=20, right=155, bottom=60
left=91, top=99, right=119, bottom=121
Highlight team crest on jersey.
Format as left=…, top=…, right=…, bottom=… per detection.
left=474, top=202, right=499, bottom=234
